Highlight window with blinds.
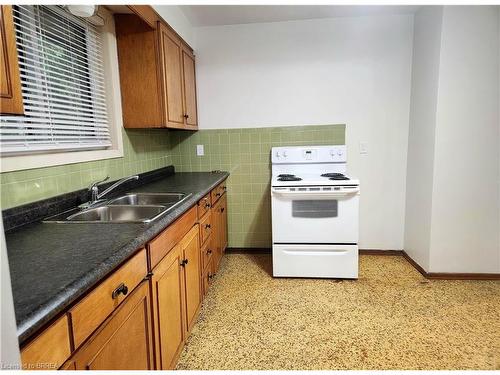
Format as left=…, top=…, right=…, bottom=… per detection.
left=0, top=5, right=111, bottom=154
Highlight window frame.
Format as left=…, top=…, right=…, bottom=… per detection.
left=0, top=7, right=123, bottom=173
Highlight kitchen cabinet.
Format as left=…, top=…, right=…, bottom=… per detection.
left=180, top=224, right=202, bottom=333
left=0, top=5, right=24, bottom=115
left=212, top=193, right=228, bottom=271
left=70, top=281, right=154, bottom=370
left=115, top=11, right=198, bottom=130
left=151, top=224, right=201, bottom=369
left=69, top=249, right=148, bottom=349
left=20, top=316, right=71, bottom=370
left=150, top=243, right=185, bottom=370
left=18, top=180, right=227, bottom=371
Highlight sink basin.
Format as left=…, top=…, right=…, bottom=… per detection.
left=66, top=205, right=167, bottom=223
left=43, top=192, right=192, bottom=224
left=108, top=193, right=187, bottom=206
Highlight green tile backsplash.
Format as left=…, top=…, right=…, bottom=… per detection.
left=169, top=124, right=345, bottom=248
left=1, top=124, right=345, bottom=248
left=0, top=129, right=174, bottom=209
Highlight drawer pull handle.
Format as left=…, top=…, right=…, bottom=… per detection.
left=205, top=224, right=211, bottom=229
left=112, top=283, right=129, bottom=299
left=180, top=259, right=189, bottom=267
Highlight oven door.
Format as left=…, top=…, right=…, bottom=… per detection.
left=271, top=186, right=359, bottom=244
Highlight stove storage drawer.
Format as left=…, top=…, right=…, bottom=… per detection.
left=271, top=187, right=359, bottom=244
left=272, top=244, right=358, bottom=279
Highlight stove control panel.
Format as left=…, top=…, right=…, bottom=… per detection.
left=272, top=145, right=347, bottom=164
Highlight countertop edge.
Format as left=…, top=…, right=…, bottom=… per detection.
left=16, top=171, right=229, bottom=345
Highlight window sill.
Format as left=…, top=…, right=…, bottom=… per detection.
left=0, top=147, right=124, bottom=173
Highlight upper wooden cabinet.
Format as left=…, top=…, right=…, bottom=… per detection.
left=0, top=5, right=24, bottom=115
left=115, top=13, right=198, bottom=130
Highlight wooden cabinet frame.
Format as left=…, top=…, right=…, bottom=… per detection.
left=0, top=5, right=24, bottom=114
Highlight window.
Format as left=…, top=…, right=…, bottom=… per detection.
left=0, top=5, right=111, bottom=154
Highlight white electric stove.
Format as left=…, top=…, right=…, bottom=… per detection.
left=271, top=145, right=360, bottom=279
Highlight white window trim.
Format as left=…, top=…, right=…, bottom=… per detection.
left=0, top=7, right=124, bottom=173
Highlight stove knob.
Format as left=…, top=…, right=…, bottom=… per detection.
left=282, top=151, right=287, bottom=158
left=275, top=151, right=280, bottom=158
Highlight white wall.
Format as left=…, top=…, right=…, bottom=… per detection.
left=153, top=5, right=195, bottom=47
left=429, top=6, right=500, bottom=273
left=404, top=6, right=443, bottom=271
left=194, top=15, right=414, bottom=250
left=405, top=5, right=500, bottom=274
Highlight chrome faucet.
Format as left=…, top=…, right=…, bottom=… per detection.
left=87, top=175, right=139, bottom=206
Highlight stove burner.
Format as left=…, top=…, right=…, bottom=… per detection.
left=278, top=176, right=302, bottom=182
left=329, top=176, right=349, bottom=180
left=278, top=174, right=296, bottom=178
left=321, top=173, right=345, bottom=178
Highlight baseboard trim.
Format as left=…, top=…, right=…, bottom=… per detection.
left=401, top=250, right=500, bottom=280
left=226, top=247, right=271, bottom=254
left=359, top=249, right=402, bottom=256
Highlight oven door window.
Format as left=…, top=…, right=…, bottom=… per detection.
left=292, top=200, right=338, bottom=218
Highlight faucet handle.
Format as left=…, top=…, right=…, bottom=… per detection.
left=89, top=176, right=110, bottom=190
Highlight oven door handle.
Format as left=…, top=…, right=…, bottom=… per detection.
left=271, top=187, right=359, bottom=199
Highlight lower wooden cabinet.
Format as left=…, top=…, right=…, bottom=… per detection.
left=151, top=224, right=201, bottom=370
left=180, top=224, right=202, bottom=333
left=150, top=242, right=185, bottom=370
left=212, top=194, right=228, bottom=271
left=70, top=281, right=154, bottom=370
left=19, top=182, right=228, bottom=371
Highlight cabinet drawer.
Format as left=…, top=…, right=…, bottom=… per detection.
left=197, top=193, right=211, bottom=219
left=69, top=249, right=148, bottom=349
left=21, top=315, right=71, bottom=370
left=199, top=211, right=212, bottom=245
left=148, top=206, right=197, bottom=269
left=200, top=236, right=213, bottom=271
left=210, top=180, right=227, bottom=205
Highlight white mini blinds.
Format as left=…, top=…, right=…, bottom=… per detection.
left=0, top=5, right=111, bottom=154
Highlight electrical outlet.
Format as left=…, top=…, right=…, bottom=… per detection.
left=359, top=141, right=368, bottom=155
left=196, top=144, right=204, bottom=156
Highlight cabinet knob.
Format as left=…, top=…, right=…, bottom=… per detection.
left=220, top=207, right=225, bottom=213
left=112, top=283, right=129, bottom=299
left=180, top=259, right=189, bottom=266
left=205, top=223, right=211, bottom=229
left=216, top=192, right=221, bottom=197
left=207, top=249, right=212, bottom=255
left=184, top=114, right=189, bottom=118
left=205, top=202, right=211, bottom=209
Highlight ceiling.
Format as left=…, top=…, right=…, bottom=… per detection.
left=179, top=5, right=421, bottom=27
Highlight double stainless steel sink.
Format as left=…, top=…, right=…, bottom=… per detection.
left=44, top=193, right=191, bottom=224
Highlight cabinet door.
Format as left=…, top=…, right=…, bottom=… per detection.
left=211, top=199, right=223, bottom=271
left=220, top=194, right=228, bottom=253
left=180, top=224, right=201, bottom=333
left=150, top=244, right=185, bottom=370
left=72, top=281, right=154, bottom=370
left=0, top=5, right=23, bottom=114
left=182, top=46, right=197, bottom=128
left=159, top=23, right=185, bottom=128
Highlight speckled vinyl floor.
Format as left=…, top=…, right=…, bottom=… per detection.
left=176, top=253, right=500, bottom=370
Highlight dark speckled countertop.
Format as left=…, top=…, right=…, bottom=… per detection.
left=5, top=171, right=229, bottom=345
